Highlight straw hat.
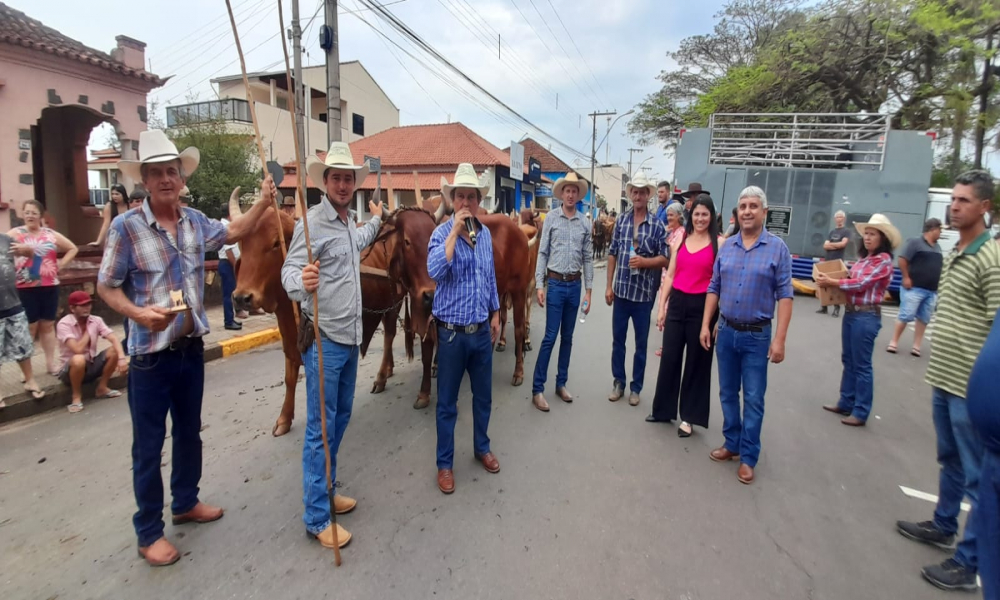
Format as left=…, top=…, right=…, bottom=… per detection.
left=306, top=141, right=370, bottom=194
left=855, top=213, right=901, bottom=249
left=118, top=130, right=200, bottom=181
left=626, top=171, right=657, bottom=196
left=552, top=172, right=589, bottom=199
left=440, top=163, right=490, bottom=198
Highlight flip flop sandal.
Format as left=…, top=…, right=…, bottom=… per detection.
left=886, top=345, right=898, bottom=354
left=910, top=348, right=921, bottom=357
left=96, top=390, right=123, bottom=399
left=67, top=403, right=84, bottom=413
left=24, top=385, right=44, bottom=399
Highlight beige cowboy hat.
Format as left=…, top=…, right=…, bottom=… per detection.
left=306, top=141, right=370, bottom=194
left=440, top=163, right=490, bottom=198
left=855, top=213, right=902, bottom=249
left=625, top=171, right=656, bottom=196
left=552, top=172, right=589, bottom=199
left=118, top=130, right=200, bottom=181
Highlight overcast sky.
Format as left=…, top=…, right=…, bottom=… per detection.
left=19, top=0, right=726, bottom=187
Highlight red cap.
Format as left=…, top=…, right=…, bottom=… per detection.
left=68, top=291, right=93, bottom=306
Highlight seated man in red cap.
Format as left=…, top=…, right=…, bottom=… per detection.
left=56, top=291, right=127, bottom=413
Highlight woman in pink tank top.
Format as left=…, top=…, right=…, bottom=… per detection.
left=649, top=195, right=721, bottom=437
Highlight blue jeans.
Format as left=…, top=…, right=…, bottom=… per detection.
left=611, top=298, right=655, bottom=393
left=532, top=279, right=581, bottom=394
left=979, top=449, right=1000, bottom=599
left=898, top=286, right=937, bottom=324
left=302, top=338, right=359, bottom=535
left=127, top=339, right=205, bottom=547
left=836, top=311, right=881, bottom=422
left=933, top=387, right=984, bottom=571
left=715, top=321, right=771, bottom=468
left=218, top=260, right=237, bottom=326
left=436, top=325, right=493, bottom=469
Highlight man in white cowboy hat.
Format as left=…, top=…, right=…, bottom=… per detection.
left=605, top=171, right=669, bottom=407
left=281, top=140, right=383, bottom=551
left=426, top=163, right=501, bottom=495
left=97, top=129, right=277, bottom=566
left=530, top=172, right=593, bottom=412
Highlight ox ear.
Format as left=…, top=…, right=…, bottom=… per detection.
left=229, top=187, right=244, bottom=220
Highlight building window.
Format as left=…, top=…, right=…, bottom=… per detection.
left=276, top=95, right=288, bottom=110
left=352, top=113, right=364, bottom=136
left=319, top=113, right=328, bottom=123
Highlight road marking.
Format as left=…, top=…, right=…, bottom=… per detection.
left=899, top=485, right=970, bottom=512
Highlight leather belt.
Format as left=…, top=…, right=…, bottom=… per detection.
left=437, top=320, right=487, bottom=334
left=845, top=303, right=881, bottom=315
left=548, top=270, right=582, bottom=282
left=722, top=318, right=771, bottom=333
left=166, top=336, right=203, bottom=352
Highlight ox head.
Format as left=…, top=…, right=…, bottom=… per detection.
left=229, top=188, right=297, bottom=313
left=382, top=207, right=438, bottom=337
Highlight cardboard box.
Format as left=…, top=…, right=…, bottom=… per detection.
left=813, top=259, right=849, bottom=306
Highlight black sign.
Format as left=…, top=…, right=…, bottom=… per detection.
left=765, top=205, right=792, bottom=236
left=364, top=155, right=381, bottom=172
left=528, top=157, right=542, bottom=179
left=265, top=161, right=284, bottom=187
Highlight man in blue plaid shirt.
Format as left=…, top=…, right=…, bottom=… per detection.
left=605, top=172, right=669, bottom=407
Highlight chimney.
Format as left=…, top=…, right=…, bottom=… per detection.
left=111, top=35, right=147, bottom=71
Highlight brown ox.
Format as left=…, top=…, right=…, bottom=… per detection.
left=229, top=193, right=438, bottom=437
left=498, top=209, right=540, bottom=353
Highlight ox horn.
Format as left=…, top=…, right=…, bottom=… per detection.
left=229, top=187, right=244, bottom=220
left=527, top=231, right=539, bottom=249
left=433, top=192, right=446, bottom=224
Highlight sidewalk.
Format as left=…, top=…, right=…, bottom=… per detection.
left=0, top=305, right=281, bottom=424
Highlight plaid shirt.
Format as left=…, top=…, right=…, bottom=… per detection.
left=427, top=218, right=500, bottom=326
left=839, top=253, right=893, bottom=305
left=608, top=210, right=668, bottom=303
left=709, top=230, right=793, bottom=323
left=535, top=208, right=594, bottom=289
left=99, top=202, right=227, bottom=355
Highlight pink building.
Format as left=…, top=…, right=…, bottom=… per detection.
left=0, top=2, right=163, bottom=241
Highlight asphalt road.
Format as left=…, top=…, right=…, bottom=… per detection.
left=0, top=288, right=971, bottom=600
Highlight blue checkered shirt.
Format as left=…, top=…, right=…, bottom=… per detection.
left=708, top=230, right=794, bottom=323
left=427, top=218, right=500, bottom=326
left=535, top=208, right=594, bottom=289
left=608, top=210, right=668, bottom=303
left=99, top=202, right=228, bottom=355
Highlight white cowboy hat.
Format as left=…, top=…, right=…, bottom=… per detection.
left=440, top=163, right=490, bottom=198
left=306, top=141, right=370, bottom=194
left=855, top=213, right=902, bottom=249
left=118, top=130, right=200, bottom=181
left=626, top=171, right=657, bottom=196
left=552, top=172, right=589, bottom=200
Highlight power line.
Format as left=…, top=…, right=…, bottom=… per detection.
left=149, top=0, right=265, bottom=67
left=153, top=0, right=272, bottom=76
left=540, top=0, right=615, bottom=107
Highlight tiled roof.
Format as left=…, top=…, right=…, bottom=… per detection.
left=348, top=123, right=527, bottom=172
left=0, top=2, right=163, bottom=84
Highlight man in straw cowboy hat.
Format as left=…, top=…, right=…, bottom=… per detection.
left=98, top=129, right=277, bottom=566
left=426, top=163, right=502, bottom=494
left=531, top=172, right=593, bottom=412
left=605, top=170, right=669, bottom=407
left=897, top=170, right=1000, bottom=592
left=279, top=194, right=298, bottom=218
left=281, top=141, right=384, bottom=550
left=700, top=185, right=793, bottom=485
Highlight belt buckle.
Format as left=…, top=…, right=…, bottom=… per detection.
left=463, top=324, right=476, bottom=334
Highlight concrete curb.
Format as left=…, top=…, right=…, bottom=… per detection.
left=0, top=327, right=283, bottom=426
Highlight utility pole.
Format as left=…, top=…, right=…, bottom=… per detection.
left=324, top=0, right=342, bottom=143
left=627, top=147, right=643, bottom=177
left=589, top=110, right=616, bottom=216
left=291, top=0, right=307, bottom=198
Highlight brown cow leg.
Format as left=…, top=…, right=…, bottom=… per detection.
left=373, top=310, right=398, bottom=394
left=414, top=335, right=434, bottom=409
left=496, top=294, right=509, bottom=352
left=273, top=355, right=300, bottom=437
left=523, top=289, right=533, bottom=352
left=511, top=292, right=526, bottom=386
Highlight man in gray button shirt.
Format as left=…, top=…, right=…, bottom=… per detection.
left=281, top=142, right=383, bottom=551
left=531, top=172, right=594, bottom=412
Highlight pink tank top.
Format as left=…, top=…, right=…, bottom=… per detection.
left=672, top=241, right=714, bottom=294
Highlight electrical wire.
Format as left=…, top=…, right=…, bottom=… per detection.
left=527, top=0, right=610, bottom=108
left=153, top=0, right=273, bottom=76
left=543, top=0, right=614, bottom=107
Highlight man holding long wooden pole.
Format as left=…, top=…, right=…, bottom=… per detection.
left=281, top=141, right=383, bottom=549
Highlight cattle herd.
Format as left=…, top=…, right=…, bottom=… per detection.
left=228, top=191, right=547, bottom=437
left=592, top=214, right=614, bottom=259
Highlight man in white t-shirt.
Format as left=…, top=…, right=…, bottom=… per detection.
left=219, top=218, right=242, bottom=330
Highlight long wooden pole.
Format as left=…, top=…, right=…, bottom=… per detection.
left=277, top=0, right=341, bottom=566
left=225, top=0, right=288, bottom=263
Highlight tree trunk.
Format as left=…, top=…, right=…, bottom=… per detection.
left=973, top=33, right=995, bottom=169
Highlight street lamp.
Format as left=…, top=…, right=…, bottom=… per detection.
left=634, top=155, right=654, bottom=177
left=591, top=109, right=634, bottom=217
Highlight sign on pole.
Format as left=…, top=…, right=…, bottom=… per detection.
left=509, top=142, right=524, bottom=182
left=765, top=205, right=792, bottom=236
left=364, top=155, right=381, bottom=172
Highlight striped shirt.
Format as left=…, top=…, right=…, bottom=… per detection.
left=608, top=210, right=668, bottom=303
left=427, top=218, right=500, bottom=326
left=535, top=207, right=594, bottom=289
left=98, top=202, right=228, bottom=355
left=281, top=200, right=381, bottom=346
left=926, top=231, right=1000, bottom=398
left=708, top=230, right=794, bottom=323
left=839, top=253, right=893, bottom=305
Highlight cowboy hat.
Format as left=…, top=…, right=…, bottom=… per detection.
left=118, top=130, right=200, bottom=181
left=625, top=171, right=657, bottom=196
left=306, top=141, right=370, bottom=194
left=855, top=213, right=902, bottom=249
left=679, top=183, right=710, bottom=198
left=440, top=163, right=490, bottom=198
left=280, top=194, right=297, bottom=207
left=552, top=172, right=589, bottom=200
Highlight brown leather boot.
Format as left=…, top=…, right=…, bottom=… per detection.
left=555, top=387, right=573, bottom=403
left=311, top=523, right=351, bottom=549
left=334, top=494, right=357, bottom=515
left=737, top=463, right=755, bottom=484
left=137, top=537, right=180, bottom=567
left=438, top=469, right=455, bottom=494
left=709, top=446, right=740, bottom=462
left=172, top=502, right=224, bottom=525
left=532, top=393, right=550, bottom=412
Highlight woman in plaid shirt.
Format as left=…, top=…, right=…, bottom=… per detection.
left=815, top=214, right=900, bottom=427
